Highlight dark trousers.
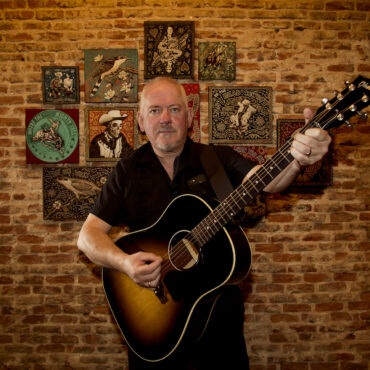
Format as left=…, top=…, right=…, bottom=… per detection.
left=128, top=287, right=249, bottom=370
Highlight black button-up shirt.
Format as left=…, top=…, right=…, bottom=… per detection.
left=92, top=139, right=255, bottom=231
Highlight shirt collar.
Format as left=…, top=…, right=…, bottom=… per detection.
left=135, top=138, right=201, bottom=174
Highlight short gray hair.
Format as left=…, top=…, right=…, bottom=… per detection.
left=139, top=77, right=189, bottom=115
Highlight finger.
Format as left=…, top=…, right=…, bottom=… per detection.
left=304, top=128, right=331, bottom=143
left=303, top=108, right=314, bottom=124
left=142, top=263, right=161, bottom=280
left=291, top=135, right=312, bottom=156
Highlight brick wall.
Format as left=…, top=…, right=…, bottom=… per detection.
left=0, top=1, right=369, bottom=369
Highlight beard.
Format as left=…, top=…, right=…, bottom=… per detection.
left=156, top=130, right=186, bottom=153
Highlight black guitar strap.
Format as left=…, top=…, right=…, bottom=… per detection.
left=198, top=145, right=234, bottom=201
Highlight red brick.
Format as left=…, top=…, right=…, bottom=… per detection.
left=315, top=302, right=343, bottom=312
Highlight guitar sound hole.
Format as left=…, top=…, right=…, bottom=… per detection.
left=168, top=230, right=199, bottom=271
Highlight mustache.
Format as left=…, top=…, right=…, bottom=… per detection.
left=157, top=124, right=176, bottom=134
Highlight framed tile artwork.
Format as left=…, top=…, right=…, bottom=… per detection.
left=144, top=21, right=194, bottom=79
left=84, top=49, right=138, bottom=103
left=183, top=83, right=200, bottom=143
left=277, top=118, right=333, bottom=190
left=232, top=145, right=267, bottom=165
left=209, top=86, right=273, bottom=145
left=198, top=42, right=236, bottom=81
left=25, top=108, right=79, bottom=164
left=42, top=66, right=80, bottom=104
left=85, top=107, right=137, bottom=162
left=43, top=166, right=113, bottom=221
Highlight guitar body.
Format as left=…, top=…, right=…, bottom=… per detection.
left=102, top=193, right=252, bottom=362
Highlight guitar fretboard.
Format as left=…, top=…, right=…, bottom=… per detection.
left=186, top=75, right=370, bottom=249
left=190, top=136, right=297, bottom=247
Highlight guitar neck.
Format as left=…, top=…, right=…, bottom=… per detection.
left=191, top=134, right=296, bottom=247
left=191, top=74, right=369, bottom=248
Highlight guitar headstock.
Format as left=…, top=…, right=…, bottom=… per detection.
left=313, top=75, right=369, bottom=130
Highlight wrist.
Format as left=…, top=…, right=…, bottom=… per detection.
left=292, top=159, right=302, bottom=172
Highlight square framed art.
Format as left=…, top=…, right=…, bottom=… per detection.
left=198, top=42, right=236, bottom=81
left=42, top=66, right=79, bottom=104
left=84, top=49, right=138, bottom=103
left=144, top=21, right=194, bottom=79
left=209, top=86, right=273, bottom=145
left=85, top=107, right=138, bottom=162
left=25, top=108, right=79, bottom=164
left=183, top=83, right=200, bottom=143
left=43, top=167, right=113, bottom=221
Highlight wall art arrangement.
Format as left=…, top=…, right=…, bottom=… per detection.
left=84, top=48, right=138, bottom=103
left=277, top=118, right=333, bottom=190
left=26, top=19, right=328, bottom=220
left=42, top=66, right=80, bottom=104
left=43, top=167, right=113, bottom=221
left=208, top=86, right=273, bottom=145
left=25, top=109, right=79, bottom=164
left=85, top=107, right=138, bottom=162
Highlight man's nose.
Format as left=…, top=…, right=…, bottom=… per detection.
left=160, top=109, right=170, bottom=123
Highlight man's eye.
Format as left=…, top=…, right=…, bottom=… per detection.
left=169, top=107, right=180, bottom=113
left=149, top=108, right=160, bottom=114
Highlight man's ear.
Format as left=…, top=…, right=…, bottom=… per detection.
left=137, top=111, right=145, bottom=132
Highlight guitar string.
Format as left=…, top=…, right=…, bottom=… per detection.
left=157, top=91, right=363, bottom=273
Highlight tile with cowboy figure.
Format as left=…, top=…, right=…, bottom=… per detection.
left=277, top=118, right=333, bottom=190
left=85, top=107, right=138, bottom=162
left=84, top=49, right=138, bottom=103
left=25, top=108, right=79, bottom=164
left=198, top=42, right=236, bottom=81
left=144, top=21, right=194, bottom=79
left=42, top=66, right=80, bottom=104
left=43, top=166, right=113, bottom=221
left=209, top=86, right=273, bottom=145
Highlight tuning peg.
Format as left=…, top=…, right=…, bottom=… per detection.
left=357, top=111, right=368, bottom=121
left=345, top=81, right=356, bottom=91
left=345, top=120, right=353, bottom=128
left=322, top=98, right=329, bottom=105
left=333, top=91, right=343, bottom=100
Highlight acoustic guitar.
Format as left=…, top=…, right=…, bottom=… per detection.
left=102, top=75, right=369, bottom=362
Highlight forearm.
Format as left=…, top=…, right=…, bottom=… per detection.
left=77, top=218, right=128, bottom=273
left=263, top=159, right=301, bottom=193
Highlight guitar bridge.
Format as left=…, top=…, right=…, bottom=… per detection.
left=154, top=282, right=168, bottom=304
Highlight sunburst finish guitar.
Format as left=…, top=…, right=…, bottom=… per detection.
left=102, top=76, right=369, bottom=362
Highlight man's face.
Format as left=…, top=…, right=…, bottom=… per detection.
left=137, top=81, right=193, bottom=156
left=108, top=120, right=123, bottom=138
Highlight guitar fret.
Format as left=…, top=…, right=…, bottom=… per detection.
left=254, top=171, right=266, bottom=186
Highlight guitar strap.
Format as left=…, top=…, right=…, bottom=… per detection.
left=198, top=145, right=234, bottom=201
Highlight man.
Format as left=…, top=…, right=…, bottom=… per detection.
left=89, top=110, right=133, bottom=159
left=78, top=77, right=331, bottom=369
